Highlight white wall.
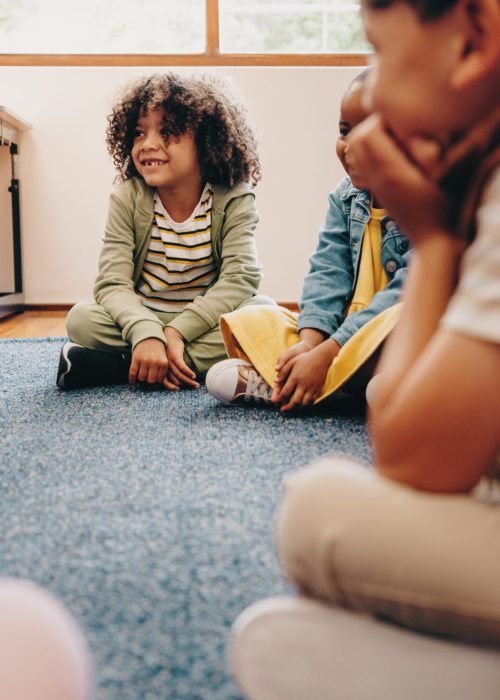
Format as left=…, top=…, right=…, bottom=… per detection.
left=0, top=66, right=361, bottom=304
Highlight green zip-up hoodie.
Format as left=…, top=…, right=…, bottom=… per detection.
left=94, top=177, right=263, bottom=349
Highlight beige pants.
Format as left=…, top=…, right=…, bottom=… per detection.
left=66, top=295, right=275, bottom=376
left=277, top=458, right=500, bottom=646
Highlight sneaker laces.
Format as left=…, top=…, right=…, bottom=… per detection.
left=244, top=369, right=272, bottom=403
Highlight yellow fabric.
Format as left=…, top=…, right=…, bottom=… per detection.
left=220, top=203, right=400, bottom=404
left=220, top=303, right=401, bottom=404
left=347, top=206, right=388, bottom=315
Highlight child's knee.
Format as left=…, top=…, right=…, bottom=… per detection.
left=0, top=578, right=91, bottom=700
left=277, top=458, right=376, bottom=599
left=65, top=302, right=96, bottom=346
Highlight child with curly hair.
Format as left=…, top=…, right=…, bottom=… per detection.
left=57, top=73, right=273, bottom=390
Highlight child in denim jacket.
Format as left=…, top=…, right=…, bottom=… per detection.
left=206, top=70, right=409, bottom=411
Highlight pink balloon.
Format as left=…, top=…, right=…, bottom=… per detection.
left=0, top=579, right=91, bottom=700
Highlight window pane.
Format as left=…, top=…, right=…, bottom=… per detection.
left=220, top=0, right=368, bottom=53
left=0, top=0, right=205, bottom=53
left=326, top=6, right=369, bottom=51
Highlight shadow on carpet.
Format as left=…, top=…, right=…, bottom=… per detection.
left=0, top=338, right=372, bottom=700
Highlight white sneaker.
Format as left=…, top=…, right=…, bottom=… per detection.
left=230, top=596, right=500, bottom=700
left=206, top=359, right=272, bottom=405
left=365, top=373, right=382, bottom=408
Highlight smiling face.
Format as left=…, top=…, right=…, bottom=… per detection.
left=131, top=109, right=202, bottom=196
left=336, top=80, right=370, bottom=187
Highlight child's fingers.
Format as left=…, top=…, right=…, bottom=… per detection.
left=168, top=349, right=196, bottom=379
left=275, top=374, right=298, bottom=405
left=178, top=359, right=196, bottom=379
left=275, top=352, right=292, bottom=372
left=162, top=375, right=180, bottom=391
left=169, top=360, right=200, bottom=388
left=128, top=358, right=139, bottom=384
left=301, top=389, right=317, bottom=406
left=347, top=115, right=404, bottom=175
left=351, top=115, right=424, bottom=186
left=275, top=358, right=294, bottom=384
left=281, top=386, right=306, bottom=412
left=146, top=364, right=162, bottom=385
left=275, top=343, right=308, bottom=372
left=407, top=134, right=443, bottom=173
left=157, top=362, right=169, bottom=384
left=276, top=346, right=295, bottom=366
left=271, top=376, right=294, bottom=403
left=166, top=370, right=181, bottom=387
left=271, top=385, right=283, bottom=403
left=130, top=359, right=170, bottom=386
left=166, top=344, right=199, bottom=387
left=136, top=362, right=150, bottom=383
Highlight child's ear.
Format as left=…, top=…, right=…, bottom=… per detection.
left=452, top=0, right=500, bottom=89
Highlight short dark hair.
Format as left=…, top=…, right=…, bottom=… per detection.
left=364, top=0, right=458, bottom=20
left=106, top=73, right=261, bottom=187
left=341, top=68, right=371, bottom=106
left=348, top=68, right=371, bottom=91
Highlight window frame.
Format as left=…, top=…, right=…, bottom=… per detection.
left=0, top=0, right=369, bottom=66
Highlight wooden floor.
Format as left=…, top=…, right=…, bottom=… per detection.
left=0, top=303, right=299, bottom=340
left=0, top=310, right=67, bottom=339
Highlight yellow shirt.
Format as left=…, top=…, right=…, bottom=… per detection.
left=347, top=205, right=388, bottom=316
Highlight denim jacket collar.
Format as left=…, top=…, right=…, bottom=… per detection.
left=339, top=179, right=372, bottom=223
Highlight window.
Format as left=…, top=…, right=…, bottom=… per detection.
left=220, top=1, right=369, bottom=54
left=0, top=0, right=369, bottom=65
left=0, top=0, right=205, bottom=53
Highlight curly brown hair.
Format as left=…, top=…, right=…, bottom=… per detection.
left=106, top=72, right=261, bottom=187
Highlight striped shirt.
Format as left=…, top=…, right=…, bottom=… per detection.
left=136, top=184, right=217, bottom=313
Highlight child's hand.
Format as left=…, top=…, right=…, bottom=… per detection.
left=273, top=339, right=340, bottom=412
left=129, top=338, right=169, bottom=385
left=274, top=329, right=327, bottom=388
left=274, top=341, right=312, bottom=382
left=163, top=327, right=200, bottom=390
left=346, top=114, right=453, bottom=245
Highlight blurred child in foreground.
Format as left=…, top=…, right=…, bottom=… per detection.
left=230, top=1, right=500, bottom=697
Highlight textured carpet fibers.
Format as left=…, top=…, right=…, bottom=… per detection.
left=0, top=338, right=371, bottom=699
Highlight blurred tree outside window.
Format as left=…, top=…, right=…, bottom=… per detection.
left=0, top=0, right=368, bottom=55
left=0, top=0, right=205, bottom=53
left=220, top=1, right=369, bottom=53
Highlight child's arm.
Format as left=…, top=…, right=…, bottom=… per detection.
left=348, top=115, right=500, bottom=493
left=94, top=185, right=167, bottom=350
left=162, top=327, right=199, bottom=390
left=94, top=184, right=170, bottom=386
left=296, top=183, right=356, bottom=339
left=330, top=244, right=410, bottom=345
left=271, top=184, right=355, bottom=409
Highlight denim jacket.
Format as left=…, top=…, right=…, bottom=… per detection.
left=298, top=176, right=410, bottom=347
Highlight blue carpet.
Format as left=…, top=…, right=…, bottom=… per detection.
left=0, top=337, right=371, bottom=699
